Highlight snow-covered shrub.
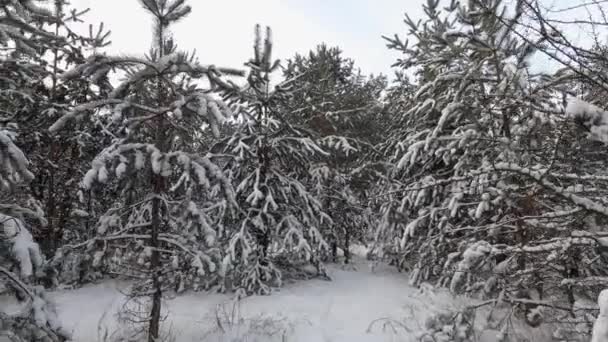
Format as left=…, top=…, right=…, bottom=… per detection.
left=0, top=215, right=70, bottom=341
left=203, top=299, right=297, bottom=342
left=1, top=214, right=44, bottom=279
left=421, top=308, right=476, bottom=342
left=567, top=97, right=608, bottom=144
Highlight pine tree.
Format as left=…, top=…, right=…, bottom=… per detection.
left=280, top=45, right=386, bottom=264
left=378, top=0, right=608, bottom=330
left=3, top=1, right=114, bottom=269
left=49, top=0, right=243, bottom=339
left=1, top=0, right=58, bottom=221
left=1, top=1, right=112, bottom=288
left=215, top=26, right=330, bottom=295
left=3, top=1, right=125, bottom=292
left=1, top=2, right=72, bottom=339
left=23, top=0, right=111, bottom=257
left=281, top=44, right=387, bottom=144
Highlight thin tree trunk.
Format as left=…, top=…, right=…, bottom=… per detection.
left=44, top=1, right=62, bottom=255
left=45, top=169, right=56, bottom=252
left=148, top=113, right=165, bottom=342
left=148, top=180, right=163, bottom=341
left=149, top=24, right=166, bottom=341
left=344, top=226, right=350, bottom=265
left=148, top=120, right=165, bottom=340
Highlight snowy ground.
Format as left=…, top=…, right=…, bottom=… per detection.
left=2, top=258, right=475, bottom=342
left=3, top=255, right=560, bottom=342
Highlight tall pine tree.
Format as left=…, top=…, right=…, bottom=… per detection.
left=215, top=26, right=331, bottom=295
left=281, top=45, right=386, bottom=263
left=49, top=0, right=243, bottom=339
left=1, top=1, right=73, bottom=340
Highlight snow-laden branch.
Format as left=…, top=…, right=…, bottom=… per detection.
left=0, top=15, right=60, bottom=41
left=0, top=130, right=35, bottom=184
left=494, top=162, right=608, bottom=217
left=0, top=204, right=47, bottom=225
left=49, top=90, right=235, bottom=135
left=497, top=236, right=595, bottom=253
left=48, top=99, right=169, bottom=134
left=566, top=97, right=608, bottom=143
left=0, top=265, right=35, bottom=300
left=374, top=170, right=489, bottom=198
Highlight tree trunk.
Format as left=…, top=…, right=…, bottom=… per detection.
left=344, top=227, right=350, bottom=265
left=46, top=166, right=56, bottom=253
left=148, top=105, right=165, bottom=341
left=148, top=183, right=162, bottom=341
left=149, top=28, right=167, bottom=340
left=330, top=236, right=338, bottom=263
left=148, top=117, right=165, bottom=340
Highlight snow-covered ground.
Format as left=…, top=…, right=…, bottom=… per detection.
left=3, top=258, right=475, bottom=342
left=3, top=248, right=564, bottom=342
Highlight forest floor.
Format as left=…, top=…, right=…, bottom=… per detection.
left=2, top=253, right=558, bottom=341
left=60, top=260, right=468, bottom=341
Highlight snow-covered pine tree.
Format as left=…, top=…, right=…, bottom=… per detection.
left=49, top=0, right=243, bottom=339
left=1, top=3, right=72, bottom=339
left=214, top=25, right=330, bottom=295
left=1, top=1, right=112, bottom=288
left=377, top=0, right=608, bottom=330
left=21, top=0, right=112, bottom=258
left=0, top=0, right=60, bottom=223
left=281, top=45, right=386, bottom=264
left=281, top=44, right=388, bottom=145
left=377, top=71, right=415, bottom=157
left=310, top=163, right=370, bottom=265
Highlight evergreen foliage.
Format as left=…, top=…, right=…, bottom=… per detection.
left=1, top=2, right=75, bottom=339
left=376, top=0, right=608, bottom=335
left=49, top=0, right=243, bottom=339
left=4, top=0, right=608, bottom=339
left=280, top=45, right=386, bottom=264
left=215, top=26, right=331, bottom=295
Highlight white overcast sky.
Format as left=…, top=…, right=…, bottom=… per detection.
left=68, top=0, right=426, bottom=77
left=66, top=0, right=607, bottom=79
